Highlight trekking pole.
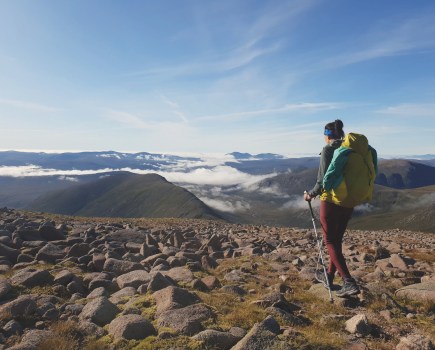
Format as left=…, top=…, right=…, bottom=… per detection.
left=304, top=191, right=334, bottom=303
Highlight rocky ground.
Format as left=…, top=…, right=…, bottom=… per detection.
left=0, top=208, right=434, bottom=350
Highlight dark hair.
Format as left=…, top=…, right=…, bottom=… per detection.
left=325, top=119, right=344, bottom=139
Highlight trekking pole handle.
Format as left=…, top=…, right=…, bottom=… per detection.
left=304, top=191, right=316, bottom=219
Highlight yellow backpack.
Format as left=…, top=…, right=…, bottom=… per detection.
left=321, top=133, right=377, bottom=208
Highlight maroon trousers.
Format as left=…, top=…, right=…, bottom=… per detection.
left=319, top=200, right=353, bottom=280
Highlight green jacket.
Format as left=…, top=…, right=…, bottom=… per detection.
left=321, top=133, right=377, bottom=208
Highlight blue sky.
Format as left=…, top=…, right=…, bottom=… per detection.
left=0, top=0, right=435, bottom=156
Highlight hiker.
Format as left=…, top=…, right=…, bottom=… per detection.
left=304, top=120, right=377, bottom=297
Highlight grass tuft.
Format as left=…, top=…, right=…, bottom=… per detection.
left=198, top=291, right=267, bottom=330
left=38, top=320, right=82, bottom=350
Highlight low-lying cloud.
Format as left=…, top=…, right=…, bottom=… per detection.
left=198, top=197, right=251, bottom=213
left=58, top=176, right=79, bottom=182
left=281, top=196, right=320, bottom=210
left=0, top=165, right=115, bottom=177
left=0, top=164, right=274, bottom=188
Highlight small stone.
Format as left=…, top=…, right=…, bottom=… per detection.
left=117, top=270, right=151, bottom=289
left=109, top=287, right=137, bottom=305
left=396, top=334, right=434, bottom=350
left=201, top=275, right=221, bottom=289
left=147, top=272, right=173, bottom=293
left=201, top=255, right=218, bottom=269
left=221, top=285, right=247, bottom=296
left=0, top=295, right=37, bottom=319
left=11, top=268, right=53, bottom=288
left=35, top=243, right=65, bottom=263
left=53, top=270, right=75, bottom=286
left=108, top=314, right=156, bottom=340
left=80, top=297, right=119, bottom=326
left=192, top=329, right=239, bottom=349
left=3, top=320, right=23, bottom=336
left=157, top=303, right=215, bottom=336
left=345, top=314, right=371, bottom=335
left=379, top=310, right=392, bottom=321
left=191, top=279, right=209, bottom=291
left=0, top=280, right=12, bottom=301
left=389, top=254, right=408, bottom=270
left=87, top=287, right=108, bottom=299
left=153, top=286, right=199, bottom=315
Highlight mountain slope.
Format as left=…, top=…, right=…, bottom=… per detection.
left=0, top=174, right=105, bottom=208
left=28, top=172, right=220, bottom=220
left=350, top=184, right=435, bottom=232
left=376, top=160, right=435, bottom=188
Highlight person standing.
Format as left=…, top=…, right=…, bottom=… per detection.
left=304, top=120, right=377, bottom=297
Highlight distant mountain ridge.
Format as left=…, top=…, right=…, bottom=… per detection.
left=375, top=159, right=435, bottom=188
left=28, top=172, right=220, bottom=220
left=228, top=152, right=285, bottom=160
left=0, top=150, right=200, bottom=171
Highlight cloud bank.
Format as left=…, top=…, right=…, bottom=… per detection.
left=0, top=164, right=273, bottom=188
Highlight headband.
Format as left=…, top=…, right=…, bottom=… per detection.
left=324, top=128, right=336, bottom=137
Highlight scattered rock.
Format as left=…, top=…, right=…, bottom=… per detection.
left=395, top=282, right=435, bottom=303
left=35, top=243, right=66, bottom=263
left=191, top=278, right=209, bottom=291
left=192, top=329, right=240, bottom=350
left=108, top=314, right=156, bottom=340
left=38, top=225, right=65, bottom=241
left=160, top=266, right=194, bottom=283
left=147, top=272, right=173, bottom=292
left=231, top=315, right=291, bottom=350
left=3, top=319, right=23, bottom=336
left=201, top=275, right=221, bottom=289
left=0, top=242, right=19, bottom=263
left=11, top=268, right=53, bottom=288
left=157, top=303, right=215, bottom=336
left=0, top=279, right=12, bottom=301
left=153, top=286, right=199, bottom=315
left=345, top=314, right=371, bottom=336
left=13, top=329, right=52, bottom=349
left=103, top=258, right=142, bottom=276
left=80, top=296, right=119, bottom=326
left=109, top=287, right=137, bottom=304
left=0, top=295, right=37, bottom=318
left=390, top=254, right=409, bottom=270
left=396, top=334, right=434, bottom=350
left=68, top=243, right=91, bottom=257
left=116, top=270, right=151, bottom=289
left=0, top=210, right=433, bottom=350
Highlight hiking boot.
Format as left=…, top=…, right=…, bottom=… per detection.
left=315, top=269, right=334, bottom=289
left=335, top=278, right=360, bottom=297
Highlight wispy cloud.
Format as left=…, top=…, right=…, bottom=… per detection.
left=160, top=95, right=189, bottom=123
left=0, top=99, right=60, bottom=112
left=197, top=102, right=343, bottom=121
left=319, top=13, right=435, bottom=69
left=127, top=1, right=320, bottom=80
left=107, top=110, right=150, bottom=129
left=245, top=0, right=320, bottom=39
left=160, top=95, right=180, bottom=109
left=127, top=42, right=281, bottom=79
left=106, top=109, right=192, bottom=131
left=376, top=103, right=435, bottom=117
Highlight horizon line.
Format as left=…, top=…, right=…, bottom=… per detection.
left=0, top=149, right=434, bottom=160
